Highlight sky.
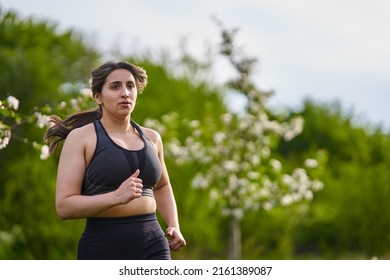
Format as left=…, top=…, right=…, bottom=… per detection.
left=1, top=0, right=390, bottom=130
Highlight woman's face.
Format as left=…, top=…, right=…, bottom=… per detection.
left=95, top=69, right=138, bottom=117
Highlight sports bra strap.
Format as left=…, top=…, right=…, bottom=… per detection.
left=130, top=120, right=149, bottom=140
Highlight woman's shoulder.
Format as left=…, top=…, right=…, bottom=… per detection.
left=143, top=126, right=161, bottom=141
left=136, top=124, right=162, bottom=144
left=60, top=122, right=97, bottom=157
left=66, top=122, right=96, bottom=143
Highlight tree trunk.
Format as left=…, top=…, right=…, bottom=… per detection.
left=229, top=215, right=242, bottom=259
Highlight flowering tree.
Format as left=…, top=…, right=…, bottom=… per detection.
left=0, top=96, right=19, bottom=149
left=0, top=86, right=94, bottom=159
left=1, top=19, right=324, bottom=258
left=0, top=95, right=53, bottom=160
left=144, top=24, right=324, bottom=259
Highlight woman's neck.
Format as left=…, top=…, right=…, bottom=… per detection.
left=100, top=116, right=133, bottom=133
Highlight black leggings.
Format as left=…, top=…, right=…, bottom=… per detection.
left=77, top=213, right=171, bottom=260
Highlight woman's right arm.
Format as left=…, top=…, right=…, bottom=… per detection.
left=55, top=127, right=142, bottom=220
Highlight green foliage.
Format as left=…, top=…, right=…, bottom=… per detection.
left=0, top=7, right=99, bottom=155
left=0, top=7, right=98, bottom=259
left=280, top=99, right=390, bottom=259
left=126, top=57, right=226, bottom=124
left=0, top=9, right=98, bottom=111
left=1, top=6, right=390, bottom=260
left=0, top=153, right=84, bottom=259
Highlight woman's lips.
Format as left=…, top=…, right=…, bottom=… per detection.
left=119, top=101, right=131, bottom=107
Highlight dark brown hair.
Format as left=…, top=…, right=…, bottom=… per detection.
left=44, top=60, right=148, bottom=154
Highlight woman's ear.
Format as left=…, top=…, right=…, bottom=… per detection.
left=94, top=93, right=102, bottom=105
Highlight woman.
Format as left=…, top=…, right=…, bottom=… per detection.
left=45, top=60, right=186, bottom=259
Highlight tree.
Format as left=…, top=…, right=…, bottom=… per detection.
left=0, top=7, right=99, bottom=259
left=0, top=7, right=98, bottom=152
left=6, top=7, right=389, bottom=260
left=280, top=100, right=390, bottom=259
left=145, top=22, right=324, bottom=259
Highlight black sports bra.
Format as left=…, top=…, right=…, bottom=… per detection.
left=81, top=120, right=162, bottom=197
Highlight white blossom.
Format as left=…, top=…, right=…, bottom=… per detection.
left=213, top=132, right=225, bottom=144
left=192, top=173, right=210, bottom=189
left=291, top=117, right=304, bottom=134
left=189, top=120, right=200, bottom=128
left=281, top=194, right=295, bottom=206
left=265, top=120, right=283, bottom=135
left=283, top=130, right=296, bottom=142
left=70, top=98, right=78, bottom=108
left=221, top=113, right=233, bottom=124
left=209, top=188, right=219, bottom=201
left=34, top=112, right=50, bottom=128
left=262, top=202, right=273, bottom=211
left=6, top=96, right=19, bottom=110
left=261, top=147, right=271, bottom=158
left=258, top=187, right=270, bottom=199
left=152, top=81, right=322, bottom=219
left=40, top=145, right=50, bottom=160
left=284, top=117, right=304, bottom=141
left=0, top=135, right=10, bottom=149
left=252, top=121, right=264, bottom=135
left=311, top=179, right=324, bottom=191
left=250, top=154, right=261, bottom=165
left=59, top=101, right=66, bottom=108
left=304, top=158, right=319, bottom=168
left=270, top=159, right=282, bottom=172
left=231, top=208, right=244, bottom=219
left=80, top=88, right=92, bottom=97
left=227, top=174, right=239, bottom=190
left=247, top=171, right=260, bottom=180
left=282, top=174, right=294, bottom=186
left=304, top=190, right=314, bottom=200
left=223, top=160, right=239, bottom=172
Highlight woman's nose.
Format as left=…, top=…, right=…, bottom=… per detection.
left=122, top=87, right=130, bottom=97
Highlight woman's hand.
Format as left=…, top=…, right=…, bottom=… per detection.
left=114, top=169, right=143, bottom=205
left=166, top=227, right=186, bottom=251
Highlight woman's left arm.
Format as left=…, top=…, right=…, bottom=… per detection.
left=150, top=129, right=186, bottom=252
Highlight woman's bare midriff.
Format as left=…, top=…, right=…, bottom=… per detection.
left=93, top=196, right=157, bottom=217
